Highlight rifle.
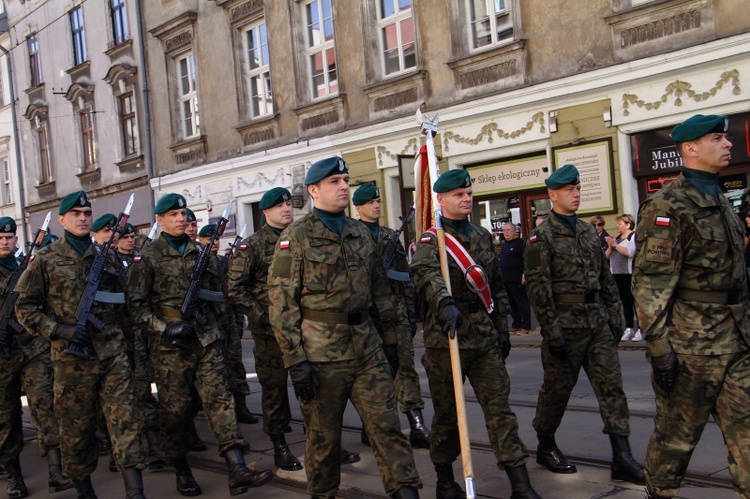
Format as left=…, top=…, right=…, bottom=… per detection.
left=138, top=222, right=159, bottom=253
left=176, top=201, right=232, bottom=348
left=382, top=205, right=415, bottom=282
left=0, top=213, right=51, bottom=358
left=224, top=224, right=247, bottom=259
left=67, top=194, right=134, bottom=359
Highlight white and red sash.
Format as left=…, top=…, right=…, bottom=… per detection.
left=425, top=228, right=494, bottom=314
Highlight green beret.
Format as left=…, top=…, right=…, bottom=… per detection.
left=118, top=223, right=134, bottom=235
left=0, top=217, right=16, bottom=234
left=59, top=190, right=91, bottom=215
left=671, top=114, right=729, bottom=142
left=433, top=169, right=472, bottom=193
left=40, top=233, right=59, bottom=248
left=545, top=164, right=580, bottom=189
left=259, top=187, right=291, bottom=210
left=153, top=193, right=187, bottom=215
left=186, top=208, right=196, bottom=223
left=352, top=183, right=380, bottom=205
left=92, top=213, right=117, bottom=232
left=305, top=157, right=348, bottom=185
left=198, top=224, right=216, bottom=238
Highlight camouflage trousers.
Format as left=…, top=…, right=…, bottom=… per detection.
left=151, top=336, right=242, bottom=458
left=133, top=328, right=159, bottom=432
left=226, top=327, right=250, bottom=397
left=301, top=348, right=421, bottom=497
left=646, top=350, right=750, bottom=497
left=422, top=344, right=528, bottom=469
left=395, top=323, right=425, bottom=412
left=52, top=347, right=146, bottom=479
left=253, top=333, right=292, bottom=435
left=0, top=348, right=58, bottom=463
left=534, top=324, right=630, bottom=436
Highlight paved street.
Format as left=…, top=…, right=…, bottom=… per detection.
left=15, top=330, right=737, bottom=498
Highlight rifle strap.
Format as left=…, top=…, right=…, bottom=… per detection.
left=94, top=291, right=126, bottom=304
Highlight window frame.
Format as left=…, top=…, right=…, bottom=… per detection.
left=110, top=0, right=129, bottom=46
left=377, top=0, right=416, bottom=77
left=176, top=52, right=200, bottom=139
left=118, top=91, right=139, bottom=157
left=303, top=0, right=338, bottom=100
left=79, top=106, right=96, bottom=171
left=242, top=20, right=273, bottom=119
left=70, top=6, right=87, bottom=66
left=27, top=34, right=42, bottom=87
left=467, top=0, right=514, bottom=51
left=37, top=123, right=52, bottom=184
left=1, top=158, right=11, bottom=205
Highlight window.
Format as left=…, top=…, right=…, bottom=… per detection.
left=110, top=0, right=129, bottom=45
left=378, top=0, right=415, bottom=76
left=79, top=108, right=96, bottom=171
left=119, top=92, right=138, bottom=156
left=37, top=124, right=51, bottom=183
left=70, top=7, right=87, bottom=66
left=178, top=53, right=200, bottom=138
left=243, top=21, right=273, bottom=118
left=468, top=0, right=513, bottom=49
left=1, top=159, right=11, bottom=205
left=304, top=0, right=338, bottom=99
left=28, top=34, right=42, bottom=87
left=0, top=65, right=5, bottom=107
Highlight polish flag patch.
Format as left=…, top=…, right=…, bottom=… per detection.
left=29, top=255, right=35, bottom=262
left=529, top=235, right=538, bottom=243
left=133, top=256, right=142, bottom=263
left=239, top=244, right=248, bottom=251
left=279, top=240, right=290, bottom=250
left=420, top=236, right=432, bottom=244
left=655, top=216, right=671, bottom=227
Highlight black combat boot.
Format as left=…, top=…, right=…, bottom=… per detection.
left=609, top=434, right=646, bottom=485
left=270, top=433, right=303, bottom=471
left=405, top=409, right=431, bottom=449
left=536, top=434, right=576, bottom=473
left=188, top=422, right=207, bottom=452
left=145, top=430, right=171, bottom=471
left=224, top=448, right=273, bottom=495
left=109, top=452, right=118, bottom=472
left=506, top=464, right=542, bottom=499
left=645, top=488, right=669, bottom=498
left=340, top=447, right=360, bottom=465
left=434, top=462, right=465, bottom=499
left=122, top=468, right=145, bottom=499
left=234, top=394, right=259, bottom=424
left=391, top=486, right=420, bottom=498
left=360, top=426, right=370, bottom=446
left=172, top=456, right=201, bottom=496
left=5, top=455, right=28, bottom=499
left=73, top=475, right=97, bottom=499
left=47, top=447, right=73, bottom=493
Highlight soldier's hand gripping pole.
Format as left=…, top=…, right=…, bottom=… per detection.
left=417, top=109, right=476, bottom=499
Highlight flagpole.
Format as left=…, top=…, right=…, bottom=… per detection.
left=417, top=109, right=475, bottom=499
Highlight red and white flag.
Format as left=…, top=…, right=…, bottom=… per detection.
left=414, top=145, right=434, bottom=237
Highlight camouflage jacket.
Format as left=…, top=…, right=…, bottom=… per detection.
left=375, top=224, right=416, bottom=326
left=15, top=234, right=128, bottom=360
left=0, top=265, right=49, bottom=359
left=633, top=173, right=750, bottom=357
left=227, top=224, right=278, bottom=337
left=267, top=211, right=399, bottom=367
left=410, top=222, right=509, bottom=350
left=524, top=213, right=623, bottom=341
left=127, top=234, right=225, bottom=347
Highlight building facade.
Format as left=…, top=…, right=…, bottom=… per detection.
left=5, top=0, right=153, bottom=238
left=140, top=0, right=750, bottom=247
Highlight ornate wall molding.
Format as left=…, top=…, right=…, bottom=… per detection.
left=441, top=112, right=546, bottom=152
left=235, top=167, right=288, bottom=194
left=622, top=69, right=740, bottom=116
left=375, top=138, right=420, bottom=166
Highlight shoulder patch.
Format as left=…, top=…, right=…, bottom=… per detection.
left=655, top=216, right=671, bottom=227
left=29, top=255, right=35, bottom=262
left=529, top=235, right=538, bottom=243
left=239, top=243, right=248, bottom=251
left=133, top=256, right=142, bottom=263
left=420, top=236, right=431, bottom=244
left=643, top=237, right=673, bottom=264
left=279, top=240, right=290, bottom=250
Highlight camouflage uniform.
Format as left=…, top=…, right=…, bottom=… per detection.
left=524, top=213, right=630, bottom=437
left=127, top=234, right=243, bottom=459
left=268, top=211, right=421, bottom=497
left=633, top=173, right=750, bottom=497
left=227, top=224, right=291, bottom=436
left=410, top=223, right=529, bottom=468
left=15, top=234, right=146, bottom=479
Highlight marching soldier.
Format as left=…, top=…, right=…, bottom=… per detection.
left=185, top=208, right=199, bottom=241
left=524, top=164, right=644, bottom=485
left=0, top=217, right=72, bottom=497
left=127, top=194, right=273, bottom=496
left=410, top=169, right=540, bottom=499
left=633, top=114, right=750, bottom=498
left=352, top=183, right=431, bottom=449
left=15, top=191, right=148, bottom=498
left=268, top=157, right=421, bottom=498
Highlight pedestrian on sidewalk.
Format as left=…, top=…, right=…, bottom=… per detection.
left=525, top=165, right=645, bottom=486
left=604, top=214, right=641, bottom=342
left=633, top=114, right=750, bottom=499
left=499, top=223, right=532, bottom=335
left=590, top=215, right=610, bottom=253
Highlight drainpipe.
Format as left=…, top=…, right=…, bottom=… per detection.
left=134, top=0, right=155, bottom=217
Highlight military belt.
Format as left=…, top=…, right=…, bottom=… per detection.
left=300, top=308, right=369, bottom=325
left=674, top=289, right=740, bottom=305
left=553, top=292, right=599, bottom=304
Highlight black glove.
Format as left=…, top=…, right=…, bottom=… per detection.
left=164, top=322, right=194, bottom=338
left=651, top=351, right=679, bottom=394
left=52, top=324, right=91, bottom=348
left=289, top=361, right=319, bottom=402
left=610, top=322, right=624, bottom=344
left=547, top=336, right=570, bottom=362
left=257, top=312, right=271, bottom=328
left=497, top=332, right=511, bottom=360
left=383, top=344, right=399, bottom=376
left=437, top=297, right=463, bottom=339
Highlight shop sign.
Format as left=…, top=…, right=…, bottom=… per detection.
left=467, top=155, right=547, bottom=195
left=552, top=138, right=616, bottom=215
